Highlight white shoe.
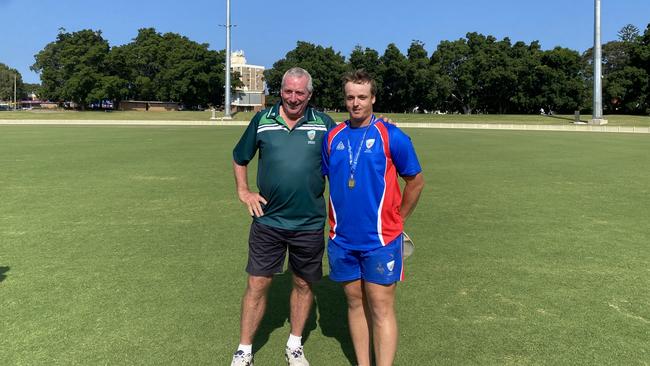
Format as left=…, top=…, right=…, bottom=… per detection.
left=285, top=346, right=310, bottom=366
left=231, top=350, right=254, bottom=366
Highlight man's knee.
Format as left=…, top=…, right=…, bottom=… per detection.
left=292, top=275, right=313, bottom=295
left=246, top=275, right=273, bottom=298
left=343, top=281, right=365, bottom=309
left=370, top=300, right=395, bottom=321
left=366, top=284, right=396, bottom=319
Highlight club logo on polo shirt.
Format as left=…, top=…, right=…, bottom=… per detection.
left=336, top=141, right=345, bottom=150
left=307, top=130, right=316, bottom=144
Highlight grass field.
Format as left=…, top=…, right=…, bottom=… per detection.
left=2, top=109, right=650, bottom=126
left=1, top=125, right=649, bottom=365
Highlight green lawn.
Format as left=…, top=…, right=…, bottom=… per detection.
left=2, top=109, right=650, bottom=126
left=1, top=126, right=649, bottom=365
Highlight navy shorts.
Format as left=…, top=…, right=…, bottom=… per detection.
left=246, top=221, right=324, bottom=282
left=327, top=235, right=404, bottom=285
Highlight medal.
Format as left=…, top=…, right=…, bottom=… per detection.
left=346, top=115, right=376, bottom=191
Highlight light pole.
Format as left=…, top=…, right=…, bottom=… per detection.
left=13, top=74, right=17, bottom=111
left=590, top=0, right=607, bottom=125
left=223, top=0, right=232, bottom=120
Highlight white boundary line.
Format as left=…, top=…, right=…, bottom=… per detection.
left=396, top=122, right=650, bottom=134
left=1, top=120, right=649, bottom=134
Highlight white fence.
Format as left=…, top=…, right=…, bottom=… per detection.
left=396, top=122, right=650, bottom=134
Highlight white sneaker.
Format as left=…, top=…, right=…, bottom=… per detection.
left=231, top=350, right=254, bottom=366
left=285, top=346, right=310, bottom=366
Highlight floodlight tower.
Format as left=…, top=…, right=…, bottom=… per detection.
left=590, top=0, right=607, bottom=125
left=14, top=74, right=17, bottom=111
left=223, top=0, right=233, bottom=119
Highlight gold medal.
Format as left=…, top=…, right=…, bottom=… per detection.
left=348, top=178, right=355, bottom=189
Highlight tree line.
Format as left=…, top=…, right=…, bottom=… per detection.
left=266, top=23, right=649, bottom=115
left=0, top=63, right=39, bottom=104
left=1, top=24, right=649, bottom=114
left=29, top=28, right=234, bottom=109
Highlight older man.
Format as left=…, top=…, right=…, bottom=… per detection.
left=231, top=67, right=335, bottom=366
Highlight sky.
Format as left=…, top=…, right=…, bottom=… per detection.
left=1, top=0, right=648, bottom=84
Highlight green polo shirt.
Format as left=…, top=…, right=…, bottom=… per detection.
left=233, top=103, right=336, bottom=231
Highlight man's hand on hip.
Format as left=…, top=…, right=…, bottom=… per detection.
left=238, top=190, right=268, bottom=217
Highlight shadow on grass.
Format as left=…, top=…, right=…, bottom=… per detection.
left=252, top=272, right=355, bottom=364
left=0, top=266, right=8, bottom=282
left=253, top=271, right=292, bottom=352
left=253, top=271, right=318, bottom=353
left=314, top=276, right=356, bottom=365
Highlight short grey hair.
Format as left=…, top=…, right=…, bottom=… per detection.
left=281, top=67, right=314, bottom=94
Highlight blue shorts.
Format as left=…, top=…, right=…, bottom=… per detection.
left=327, top=235, right=404, bottom=285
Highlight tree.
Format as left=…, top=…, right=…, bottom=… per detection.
left=31, top=29, right=112, bottom=108
left=535, top=47, right=585, bottom=113
left=509, top=41, right=544, bottom=113
left=431, top=33, right=488, bottom=114
left=618, top=24, right=640, bottom=43
left=405, top=40, right=438, bottom=112
left=379, top=43, right=410, bottom=112
left=0, top=63, right=24, bottom=102
left=474, top=37, right=518, bottom=114
left=31, top=27, right=229, bottom=109
left=603, top=67, right=647, bottom=113
left=153, top=32, right=229, bottom=108
left=107, top=28, right=228, bottom=108
left=265, top=41, right=347, bottom=109
left=22, top=83, right=41, bottom=99
left=583, top=23, right=649, bottom=114
left=347, top=45, right=386, bottom=110
left=628, top=23, right=650, bottom=113
left=348, top=45, right=381, bottom=76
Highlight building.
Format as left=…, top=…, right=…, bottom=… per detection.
left=230, top=51, right=265, bottom=113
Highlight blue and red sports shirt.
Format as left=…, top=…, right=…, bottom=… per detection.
left=322, top=116, right=422, bottom=251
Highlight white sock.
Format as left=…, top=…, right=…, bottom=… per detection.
left=237, top=344, right=252, bottom=354
left=286, top=334, right=302, bottom=349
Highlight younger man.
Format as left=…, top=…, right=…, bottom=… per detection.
left=321, top=70, right=424, bottom=366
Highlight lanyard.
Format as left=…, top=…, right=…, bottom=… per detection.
left=346, top=115, right=376, bottom=188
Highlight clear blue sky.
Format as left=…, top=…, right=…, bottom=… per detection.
left=1, top=0, right=648, bottom=83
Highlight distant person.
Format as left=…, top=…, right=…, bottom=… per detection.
left=321, top=70, right=425, bottom=366
left=230, top=67, right=335, bottom=366
left=540, top=107, right=545, bottom=115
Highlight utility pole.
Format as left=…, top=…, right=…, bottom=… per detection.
left=223, top=0, right=232, bottom=119
left=590, top=0, right=607, bottom=125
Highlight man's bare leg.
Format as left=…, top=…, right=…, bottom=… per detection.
left=289, top=274, right=314, bottom=337
left=343, top=280, right=373, bottom=366
left=239, top=274, right=273, bottom=345
left=365, top=282, right=397, bottom=366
